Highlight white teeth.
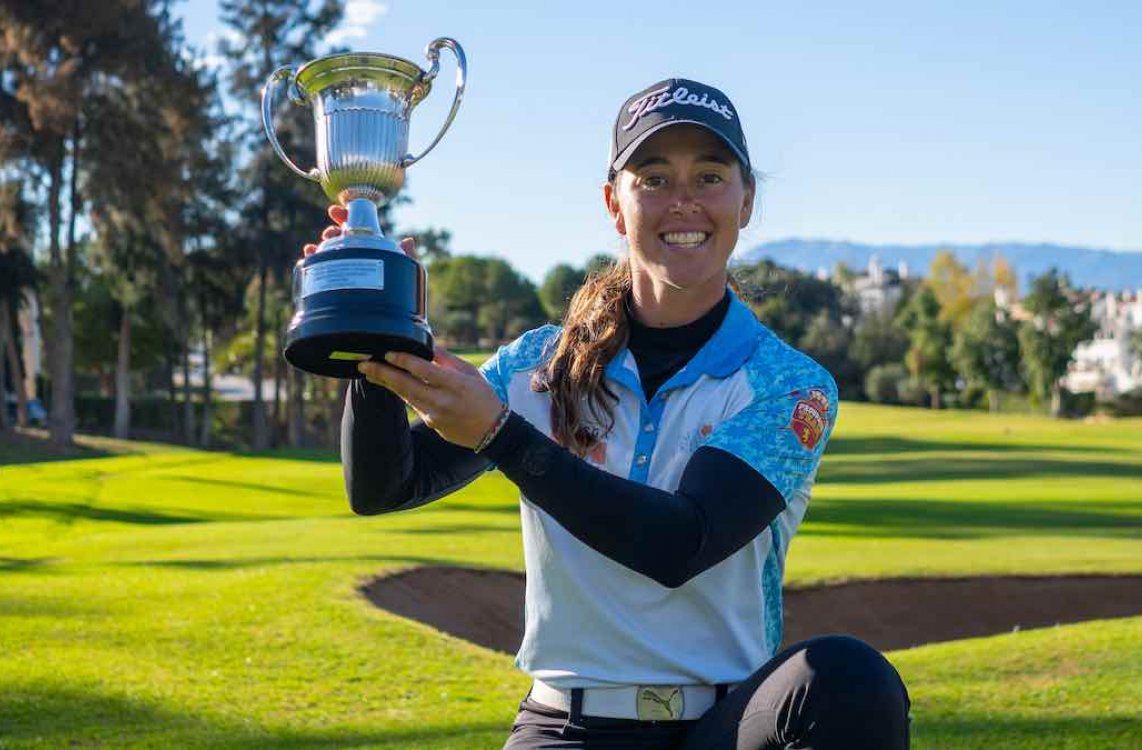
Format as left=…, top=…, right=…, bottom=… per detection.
left=661, top=232, right=709, bottom=246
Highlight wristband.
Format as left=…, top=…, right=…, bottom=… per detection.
left=474, top=403, right=511, bottom=453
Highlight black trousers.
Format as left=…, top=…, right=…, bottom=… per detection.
left=503, top=635, right=911, bottom=750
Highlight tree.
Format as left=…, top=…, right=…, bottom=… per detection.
left=218, top=0, right=343, bottom=449
left=927, top=249, right=977, bottom=328
left=539, top=263, right=586, bottom=322
left=409, top=227, right=453, bottom=265
left=850, top=309, right=909, bottom=373
left=0, top=182, right=37, bottom=428
left=951, top=298, right=1023, bottom=412
left=1017, top=269, right=1097, bottom=417
left=585, top=253, right=616, bottom=277
left=0, top=0, right=178, bottom=445
left=429, top=255, right=544, bottom=347
left=864, top=363, right=910, bottom=404
left=896, top=285, right=954, bottom=408
left=735, top=259, right=849, bottom=346
left=799, top=309, right=860, bottom=399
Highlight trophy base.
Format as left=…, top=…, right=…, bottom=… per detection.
left=284, top=242, right=432, bottom=379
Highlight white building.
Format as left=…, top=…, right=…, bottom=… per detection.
left=1063, top=289, right=1142, bottom=398
left=849, top=254, right=904, bottom=316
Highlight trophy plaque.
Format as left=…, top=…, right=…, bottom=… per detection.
left=261, top=38, right=466, bottom=378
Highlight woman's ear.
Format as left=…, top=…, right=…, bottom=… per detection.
left=603, top=181, right=626, bottom=236
left=739, top=182, right=756, bottom=229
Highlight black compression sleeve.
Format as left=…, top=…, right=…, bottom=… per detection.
left=481, top=413, right=786, bottom=588
left=340, top=379, right=491, bottom=515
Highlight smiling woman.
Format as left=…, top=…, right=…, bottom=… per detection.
left=330, top=78, right=910, bottom=749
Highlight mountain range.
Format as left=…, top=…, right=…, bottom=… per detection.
left=739, top=240, right=1142, bottom=292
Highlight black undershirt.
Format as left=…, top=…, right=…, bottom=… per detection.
left=341, top=292, right=785, bottom=588
left=627, top=292, right=730, bottom=400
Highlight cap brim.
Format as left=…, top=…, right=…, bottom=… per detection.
left=609, top=118, right=750, bottom=176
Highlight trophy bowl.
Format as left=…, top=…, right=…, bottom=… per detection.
left=262, top=39, right=467, bottom=378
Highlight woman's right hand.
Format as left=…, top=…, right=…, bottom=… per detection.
left=301, top=205, right=418, bottom=260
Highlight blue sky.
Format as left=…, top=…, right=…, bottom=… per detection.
left=179, top=0, right=1142, bottom=282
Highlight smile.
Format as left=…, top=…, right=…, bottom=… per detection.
left=660, top=231, right=710, bottom=248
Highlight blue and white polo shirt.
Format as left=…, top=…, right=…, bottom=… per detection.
left=479, top=291, right=838, bottom=688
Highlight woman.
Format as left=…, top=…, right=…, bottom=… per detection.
left=315, top=78, right=911, bottom=749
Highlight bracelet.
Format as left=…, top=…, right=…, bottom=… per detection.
left=474, top=403, right=511, bottom=453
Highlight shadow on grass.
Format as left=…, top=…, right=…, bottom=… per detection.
left=0, top=556, right=58, bottom=573
left=159, top=474, right=328, bottom=498
left=912, top=714, right=1140, bottom=749
left=818, top=454, right=1142, bottom=485
left=121, top=554, right=468, bottom=571
left=238, top=447, right=339, bottom=463
left=0, top=431, right=117, bottom=466
left=432, top=501, right=520, bottom=515
left=396, top=523, right=519, bottom=535
left=0, top=683, right=509, bottom=749
left=826, top=435, right=1121, bottom=456
left=0, top=500, right=232, bottom=526
left=802, top=497, right=1142, bottom=539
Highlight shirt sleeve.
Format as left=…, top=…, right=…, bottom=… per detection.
left=341, top=378, right=491, bottom=515
left=482, top=413, right=788, bottom=588
left=701, top=378, right=840, bottom=508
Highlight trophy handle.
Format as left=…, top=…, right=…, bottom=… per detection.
left=262, top=66, right=321, bottom=182
left=401, top=38, right=468, bottom=168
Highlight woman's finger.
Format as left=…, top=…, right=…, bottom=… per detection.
left=398, top=236, right=420, bottom=261
left=433, top=347, right=480, bottom=376
left=321, top=224, right=342, bottom=241
left=358, top=360, right=437, bottom=405
left=328, top=205, right=348, bottom=225
left=302, top=243, right=318, bottom=257
left=382, top=351, right=450, bottom=385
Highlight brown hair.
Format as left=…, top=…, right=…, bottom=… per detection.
left=532, top=257, right=631, bottom=456
left=534, top=161, right=757, bottom=457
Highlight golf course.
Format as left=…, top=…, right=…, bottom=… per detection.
left=1, top=401, right=1140, bottom=749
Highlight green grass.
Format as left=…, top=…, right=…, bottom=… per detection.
left=1, top=404, right=1140, bottom=749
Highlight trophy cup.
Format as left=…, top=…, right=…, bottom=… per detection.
left=261, top=38, right=467, bottom=378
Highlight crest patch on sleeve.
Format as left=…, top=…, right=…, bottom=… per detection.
left=790, top=388, right=830, bottom=451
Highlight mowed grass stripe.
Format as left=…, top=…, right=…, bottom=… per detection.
left=2, top=402, right=1140, bottom=748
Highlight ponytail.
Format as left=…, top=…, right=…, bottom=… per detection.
left=532, top=259, right=631, bottom=457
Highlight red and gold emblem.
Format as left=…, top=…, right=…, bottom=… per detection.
left=790, top=389, right=830, bottom=451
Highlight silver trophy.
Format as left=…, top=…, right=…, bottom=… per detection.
left=262, top=38, right=467, bottom=377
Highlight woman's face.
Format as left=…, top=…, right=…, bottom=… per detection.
left=605, top=125, right=754, bottom=304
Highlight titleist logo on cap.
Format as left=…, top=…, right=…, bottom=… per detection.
left=621, top=84, right=735, bottom=131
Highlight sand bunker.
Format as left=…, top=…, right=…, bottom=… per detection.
left=361, top=567, right=1142, bottom=653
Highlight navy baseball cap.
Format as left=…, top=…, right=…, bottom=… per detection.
left=608, top=78, right=751, bottom=178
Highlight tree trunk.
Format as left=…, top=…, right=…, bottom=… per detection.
left=113, top=309, right=131, bottom=439
left=0, top=308, right=9, bottom=433
left=47, top=138, right=75, bottom=446
left=287, top=366, right=305, bottom=448
left=2, top=301, right=28, bottom=427
left=251, top=258, right=269, bottom=449
left=199, top=326, right=212, bottom=449
left=929, top=386, right=941, bottom=410
left=272, top=306, right=283, bottom=438
left=987, top=389, right=1000, bottom=414
left=1050, top=384, right=1062, bottom=418
left=182, top=333, right=195, bottom=445
left=328, top=379, right=348, bottom=450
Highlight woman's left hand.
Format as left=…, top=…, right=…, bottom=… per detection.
left=358, top=349, right=504, bottom=450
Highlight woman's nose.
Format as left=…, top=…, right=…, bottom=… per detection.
left=669, top=183, right=699, bottom=213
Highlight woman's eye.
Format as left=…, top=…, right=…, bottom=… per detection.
left=641, top=175, right=667, bottom=189
left=700, top=173, right=724, bottom=185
